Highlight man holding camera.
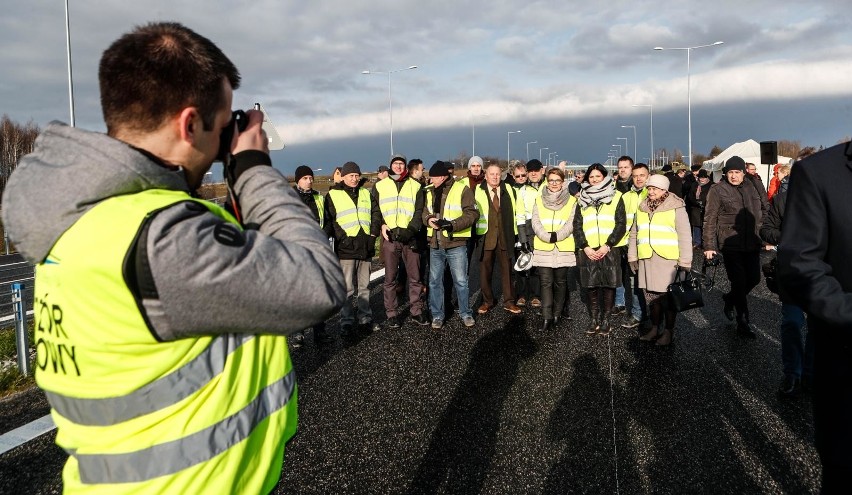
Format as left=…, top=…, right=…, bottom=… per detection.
left=373, top=153, right=427, bottom=328
left=2, top=22, right=345, bottom=493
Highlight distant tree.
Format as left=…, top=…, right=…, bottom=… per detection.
left=837, top=136, right=851, bottom=144
left=777, top=139, right=801, bottom=159
left=710, top=145, right=723, bottom=157
left=1, top=115, right=40, bottom=203
left=693, top=153, right=709, bottom=165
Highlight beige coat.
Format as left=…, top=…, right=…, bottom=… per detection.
left=531, top=198, right=576, bottom=268
left=628, top=193, right=693, bottom=292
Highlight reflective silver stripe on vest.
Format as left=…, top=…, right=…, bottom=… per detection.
left=74, top=370, right=296, bottom=484
left=44, top=334, right=252, bottom=426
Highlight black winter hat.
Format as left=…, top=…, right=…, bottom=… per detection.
left=723, top=156, right=746, bottom=173
left=525, top=159, right=543, bottom=171
left=661, top=163, right=673, bottom=172
left=429, top=160, right=450, bottom=177
left=294, top=165, right=314, bottom=182
left=340, top=161, right=361, bottom=176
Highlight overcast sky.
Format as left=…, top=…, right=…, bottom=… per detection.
left=2, top=1, right=850, bottom=175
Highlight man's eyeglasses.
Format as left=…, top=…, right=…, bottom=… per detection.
left=547, top=179, right=564, bottom=184
left=514, top=174, right=527, bottom=178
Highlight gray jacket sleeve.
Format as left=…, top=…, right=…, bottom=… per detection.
left=143, top=165, right=346, bottom=340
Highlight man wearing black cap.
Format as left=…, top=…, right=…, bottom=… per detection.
left=293, top=165, right=330, bottom=344
left=703, top=155, right=764, bottom=338
left=423, top=161, right=479, bottom=329
left=325, top=161, right=382, bottom=335
left=376, top=165, right=390, bottom=181
left=373, top=153, right=428, bottom=328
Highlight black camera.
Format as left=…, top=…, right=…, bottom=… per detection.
left=703, top=253, right=722, bottom=267
left=215, top=110, right=248, bottom=163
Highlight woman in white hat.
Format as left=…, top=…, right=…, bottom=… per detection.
left=628, top=174, right=693, bottom=346
left=531, top=167, right=576, bottom=331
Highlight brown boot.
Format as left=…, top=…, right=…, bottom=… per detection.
left=639, top=326, right=659, bottom=341
left=655, top=328, right=673, bottom=346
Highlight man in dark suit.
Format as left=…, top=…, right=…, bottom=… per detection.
left=778, top=140, right=852, bottom=493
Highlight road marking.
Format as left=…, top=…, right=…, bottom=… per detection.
left=0, top=268, right=387, bottom=456
left=0, top=414, right=55, bottom=456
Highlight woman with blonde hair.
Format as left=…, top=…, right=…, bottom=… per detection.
left=531, top=167, right=576, bottom=331
left=628, top=174, right=693, bottom=346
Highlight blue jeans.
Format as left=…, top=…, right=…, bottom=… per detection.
left=429, top=246, right=471, bottom=320
left=615, top=248, right=642, bottom=320
left=780, top=302, right=813, bottom=379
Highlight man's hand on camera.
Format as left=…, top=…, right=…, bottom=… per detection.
left=233, top=109, right=268, bottom=155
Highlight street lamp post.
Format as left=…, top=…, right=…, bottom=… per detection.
left=548, top=152, right=556, bottom=167
left=621, top=125, right=637, bottom=160
left=64, top=0, right=75, bottom=126
left=507, top=130, right=522, bottom=167
left=471, top=113, right=490, bottom=156
left=654, top=41, right=723, bottom=167
left=632, top=104, right=654, bottom=168
left=539, top=147, right=549, bottom=162
left=525, top=141, right=537, bottom=162
left=612, top=144, right=622, bottom=156
left=617, top=138, right=628, bottom=159
left=362, top=65, right=418, bottom=155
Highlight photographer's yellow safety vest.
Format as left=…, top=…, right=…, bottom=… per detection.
left=328, top=188, right=372, bottom=237
left=314, top=192, right=325, bottom=228
left=474, top=183, right=518, bottom=236
left=34, top=189, right=297, bottom=494
left=616, top=188, right=647, bottom=247
left=636, top=208, right=679, bottom=260
left=425, top=181, right=472, bottom=238
left=580, top=191, right=622, bottom=248
left=375, top=177, right=419, bottom=229
left=533, top=195, right=576, bottom=252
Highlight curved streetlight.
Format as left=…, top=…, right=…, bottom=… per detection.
left=617, top=137, right=628, bottom=159
left=539, top=147, right=549, bottom=162
left=632, top=104, right=654, bottom=168
left=548, top=152, right=557, bottom=167
left=621, top=125, right=637, bottom=160
left=525, top=141, right=537, bottom=162
left=612, top=144, right=622, bottom=155
left=362, top=65, right=418, bottom=155
left=654, top=41, right=724, bottom=166
left=507, top=130, right=522, bottom=166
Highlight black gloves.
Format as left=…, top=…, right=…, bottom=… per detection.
left=549, top=232, right=558, bottom=244
left=395, top=228, right=413, bottom=243
left=436, top=219, right=454, bottom=232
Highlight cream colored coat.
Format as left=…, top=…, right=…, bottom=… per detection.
left=531, top=198, right=577, bottom=268
left=628, top=193, right=693, bottom=292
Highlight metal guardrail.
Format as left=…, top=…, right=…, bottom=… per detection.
left=0, top=283, right=30, bottom=375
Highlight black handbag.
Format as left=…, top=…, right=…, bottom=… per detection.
left=667, top=269, right=704, bottom=312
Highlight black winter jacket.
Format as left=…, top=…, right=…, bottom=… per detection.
left=702, top=178, right=763, bottom=252
left=323, top=180, right=382, bottom=260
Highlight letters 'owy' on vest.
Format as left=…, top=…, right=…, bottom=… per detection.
left=636, top=207, right=679, bottom=260
left=375, top=177, right=419, bottom=229
left=328, top=188, right=372, bottom=237
left=533, top=195, right=576, bottom=252
left=474, top=183, right=518, bottom=236
left=35, top=189, right=297, bottom=494
left=616, top=187, right=646, bottom=247
left=425, top=181, right=472, bottom=238
left=580, top=190, right=622, bottom=248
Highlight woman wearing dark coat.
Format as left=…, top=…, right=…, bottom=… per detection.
left=683, top=169, right=712, bottom=249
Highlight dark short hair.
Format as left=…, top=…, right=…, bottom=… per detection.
left=633, top=163, right=649, bottom=172
left=99, top=22, right=240, bottom=135
left=407, top=158, right=423, bottom=173
left=617, top=156, right=634, bottom=167
left=584, top=163, right=608, bottom=179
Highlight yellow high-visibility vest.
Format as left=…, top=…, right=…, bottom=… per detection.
left=425, top=181, right=472, bottom=238
left=34, top=189, right=297, bottom=494
left=580, top=191, right=622, bottom=248
left=636, top=208, right=679, bottom=260
left=328, top=188, right=371, bottom=237
left=375, top=177, right=419, bottom=229
left=616, top=188, right=646, bottom=247
left=533, top=195, right=577, bottom=252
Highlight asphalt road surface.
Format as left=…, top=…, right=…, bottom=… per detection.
left=0, top=252, right=821, bottom=494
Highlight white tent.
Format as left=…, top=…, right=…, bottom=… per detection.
left=702, top=139, right=793, bottom=185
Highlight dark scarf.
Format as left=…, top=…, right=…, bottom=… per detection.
left=433, top=179, right=448, bottom=214
left=467, top=171, right=485, bottom=188
left=647, top=191, right=669, bottom=212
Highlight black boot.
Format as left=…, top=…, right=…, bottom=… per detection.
left=597, top=288, right=615, bottom=336
left=586, top=289, right=600, bottom=335
left=722, top=293, right=735, bottom=321
left=736, top=311, right=756, bottom=339
left=540, top=318, right=554, bottom=332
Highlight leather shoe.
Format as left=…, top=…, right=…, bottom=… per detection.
left=477, top=303, right=493, bottom=314
left=516, top=296, right=526, bottom=306
left=530, top=298, right=542, bottom=308
left=639, top=327, right=659, bottom=341
left=503, top=302, right=522, bottom=314
left=540, top=318, right=553, bottom=332
left=597, top=317, right=612, bottom=336
left=723, top=297, right=735, bottom=321
left=411, top=313, right=430, bottom=326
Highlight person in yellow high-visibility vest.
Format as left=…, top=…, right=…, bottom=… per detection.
left=573, top=163, right=627, bottom=336
left=1, top=22, right=346, bottom=494
left=627, top=174, right=693, bottom=346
